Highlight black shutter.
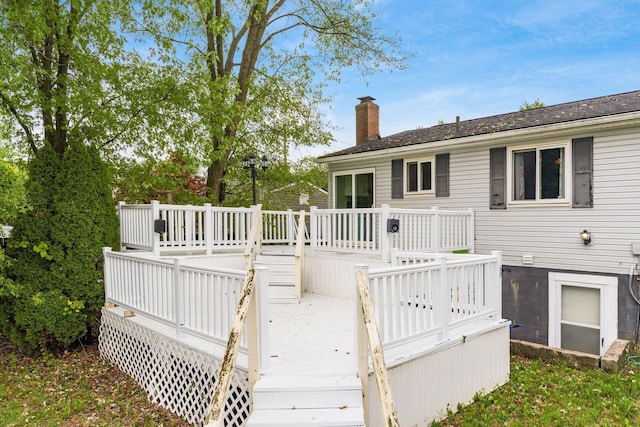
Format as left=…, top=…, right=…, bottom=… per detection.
left=391, top=159, right=403, bottom=199
left=572, top=137, right=593, bottom=208
left=490, top=148, right=506, bottom=209
left=435, top=153, right=450, bottom=197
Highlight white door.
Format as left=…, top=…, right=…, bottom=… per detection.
left=548, top=272, right=617, bottom=356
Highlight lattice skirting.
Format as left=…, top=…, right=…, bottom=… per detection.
left=99, top=309, right=250, bottom=426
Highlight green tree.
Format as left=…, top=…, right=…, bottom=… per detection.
left=113, top=152, right=209, bottom=204
left=520, top=98, right=545, bottom=111
left=0, top=1, right=183, bottom=160
left=138, top=0, right=407, bottom=203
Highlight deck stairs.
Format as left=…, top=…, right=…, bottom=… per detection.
left=246, top=375, right=365, bottom=426
left=255, top=250, right=297, bottom=303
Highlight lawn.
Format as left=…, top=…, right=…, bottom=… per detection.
left=2, top=330, right=639, bottom=426
left=436, top=353, right=640, bottom=426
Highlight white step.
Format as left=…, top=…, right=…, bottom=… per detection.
left=269, top=283, right=296, bottom=301
left=252, top=375, right=363, bottom=410
left=256, top=254, right=296, bottom=265
left=255, top=255, right=297, bottom=303
left=256, top=256, right=295, bottom=281
left=246, top=407, right=365, bottom=426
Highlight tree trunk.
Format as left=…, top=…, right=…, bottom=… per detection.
left=207, top=159, right=227, bottom=204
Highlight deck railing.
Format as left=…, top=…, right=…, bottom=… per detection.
left=103, top=248, right=251, bottom=349
left=310, top=207, right=382, bottom=253
left=262, top=209, right=308, bottom=245
left=119, top=204, right=156, bottom=251
left=118, top=201, right=254, bottom=255
left=363, top=251, right=502, bottom=349
left=118, top=202, right=473, bottom=260
left=310, top=205, right=474, bottom=259
left=389, top=207, right=474, bottom=253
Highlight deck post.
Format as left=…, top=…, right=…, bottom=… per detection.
left=310, top=206, right=317, bottom=253
left=173, top=258, right=183, bottom=337
left=151, top=200, right=160, bottom=256
left=354, top=264, right=370, bottom=426
left=380, top=204, right=391, bottom=263
left=431, top=207, right=440, bottom=253
left=248, top=266, right=268, bottom=393
left=103, top=247, right=112, bottom=303
left=389, top=247, right=398, bottom=267
left=437, top=255, right=449, bottom=339
left=255, top=204, right=263, bottom=255
left=185, top=204, right=193, bottom=249
left=204, top=203, right=213, bottom=255
left=286, top=209, right=294, bottom=245
left=491, top=251, right=503, bottom=318
left=294, top=210, right=305, bottom=299
left=355, top=265, right=400, bottom=427
left=117, top=202, right=126, bottom=251
left=469, top=208, right=475, bottom=253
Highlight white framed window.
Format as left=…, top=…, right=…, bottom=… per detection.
left=404, top=157, right=434, bottom=195
left=507, top=143, right=571, bottom=205
left=333, top=168, right=375, bottom=209
left=548, top=272, right=617, bottom=356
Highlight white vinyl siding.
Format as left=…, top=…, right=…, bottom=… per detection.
left=326, top=127, right=640, bottom=275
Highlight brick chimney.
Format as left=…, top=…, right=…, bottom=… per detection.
left=355, top=96, right=379, bottom=145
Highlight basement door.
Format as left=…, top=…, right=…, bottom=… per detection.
left=548, top=272, right=617, bottom=356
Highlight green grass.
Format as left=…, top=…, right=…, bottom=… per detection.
left=434, top=354, right=640, bottom=426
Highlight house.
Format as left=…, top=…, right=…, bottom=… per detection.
left=270, top=181, right=329, bottom=211
left=318, top=91, right=640, bottom=356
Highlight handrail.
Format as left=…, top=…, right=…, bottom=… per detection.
left=244, top=204, right=263, bottom=270
left=293, top=210, right=305, bottom=299
left=119, top=203, right=475, bottom=257
left=204, top=269, right=256, bottom=427
left=355, top=266, right=400, bottom=427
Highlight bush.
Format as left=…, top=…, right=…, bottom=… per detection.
left=6, top=143, right=60, bottom=292
left=2, top=139, right=119, bottom=354
left=0, top=160, right=27, bottom=225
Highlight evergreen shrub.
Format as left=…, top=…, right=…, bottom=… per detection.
left=1, top=139, right=119, bottom=354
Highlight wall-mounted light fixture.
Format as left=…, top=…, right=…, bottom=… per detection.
left=580, top=229, right=591, bottom=245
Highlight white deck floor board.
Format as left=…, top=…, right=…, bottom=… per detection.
left=263, top=293, right=355, bottom=376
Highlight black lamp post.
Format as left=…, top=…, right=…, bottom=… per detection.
left=242, top=154, right=268, bottom=205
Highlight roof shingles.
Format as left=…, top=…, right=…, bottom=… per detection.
left=320, top=90, right=640, bottom=159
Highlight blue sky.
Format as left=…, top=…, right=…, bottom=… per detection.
left=293, top=0, right=640, bottom=159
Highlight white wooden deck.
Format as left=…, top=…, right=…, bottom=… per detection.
left=104, top=204, right=506, bottom=425
left=102, top=292, right=355, bottom=373
left=265, top=293, right=355, bottom=376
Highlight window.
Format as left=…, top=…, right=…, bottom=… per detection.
left=333, top=169, right=374, bottom=208
left=405, top=158, right=434, bottom=194
left=508, top=144, right=569, bottom=204
left=490, top=138, right=592, bottom=209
